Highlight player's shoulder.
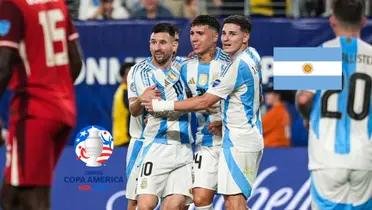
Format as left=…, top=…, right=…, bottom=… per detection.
left=1, top=0, right=22, bottom=13
left=321, top=37, right=341, bottom=47
left=131, top=58, right=153, bottom=74
left=243, top=47, right=261, bottom=63
left=174, top=56, right=187, bottom=64
left=357, top=39, right=372, bottom=53
left=180, top=55, right=198, bottom=67
left=239, top=47, right=259, bottom=66
left=215, top=47, right=231, bottom=64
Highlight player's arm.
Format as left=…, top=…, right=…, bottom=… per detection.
left=144, top=92, right=221, bottom=112
left=67, top=40, right=82, bottom=81
left=130, top=86, right=160, bottom=117
left=175, top=93, right=220, bottom=111
left=0, top=2, right=23, bottom=97
left=295, top=90, right=315, bottom=120
left=0, top=48, right=16, bottom=96
left=66, top=17, right=82, bottom=82
left=144, top=60, right=237, bottom=112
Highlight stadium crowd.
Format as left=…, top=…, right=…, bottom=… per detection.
left=66, top=0, right=372, bottom=20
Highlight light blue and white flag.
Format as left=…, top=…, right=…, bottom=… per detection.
left=273, top=47, right=342, bottom=90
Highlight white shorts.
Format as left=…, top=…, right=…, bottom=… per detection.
left=137, top=142, right=193, bottom=202
left=192, top=145, right=220, bottom=191
left=217, top=147, right=262, bottom=199
left=311, top=169, right=372, bottom=210
left=125, top=138, right=144, bottom=200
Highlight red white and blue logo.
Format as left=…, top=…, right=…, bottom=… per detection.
left=74, top=125, right=114, bottom=167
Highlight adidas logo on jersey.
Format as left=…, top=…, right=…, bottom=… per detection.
left=188, top=78, right=195, bottom=85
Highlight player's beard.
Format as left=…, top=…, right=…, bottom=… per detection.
left=154, top=51, right=172, bottom=65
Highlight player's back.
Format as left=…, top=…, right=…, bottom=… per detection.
left=308, top=36, right=372, bottom=170
left=181, top=48, right=230, bottom=147
left=4, top=0, right=77, bottom=126
left=218, top=47, right=263, bottom=152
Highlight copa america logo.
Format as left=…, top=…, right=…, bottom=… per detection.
left=74, top=125, right=114, bottom=167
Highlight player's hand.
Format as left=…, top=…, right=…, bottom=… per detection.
left=140, top=85, right=160, bottom=105
left=208, top=120, right=222, bottom=137
left=142, top=100, right=154, bottom=112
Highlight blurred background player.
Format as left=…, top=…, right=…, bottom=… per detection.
left=0, top=0, right=82, bottom=210
left=296, top=0, right=372, bottom=209
left=144, top=15, right=264, bottom=210
left=133, top=23, right=193, bottom=210
left=180, top=15, right=230, bottom=210
left=112, top=62, right=134, bottom=147
left=262, top=77, right=291, bottom=148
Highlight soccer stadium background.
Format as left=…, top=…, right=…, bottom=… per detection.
left=1, top=1, right=372, bottom=210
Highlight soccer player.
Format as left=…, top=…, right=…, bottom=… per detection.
left=144, top=15, right=263, bottom=210
left=0, top=0, right=82, bottom=210
left=296, top=0, right=372, bottom=209
left=125, top=25, right=184, bottom=210
left=125, top=58, right=155, bottom=210
left=130, top=23, right=193, bottom=210
left=181, top=15, right=230, bottom=210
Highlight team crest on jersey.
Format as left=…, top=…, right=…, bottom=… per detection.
left=198, top=74, right=208, bottom=86
left=74, top=125, right=114, bottom=167
left=0, top=20, right=11, bottom=36
left=167, top=71, right=178, bottom=83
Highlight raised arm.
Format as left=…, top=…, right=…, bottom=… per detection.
left=295, top=90, right=315, bottom=120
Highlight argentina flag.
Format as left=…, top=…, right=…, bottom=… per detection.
left=273, top=47, right=342, bottom=90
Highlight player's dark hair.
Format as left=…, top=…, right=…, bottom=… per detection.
left=191, top=15, right=220, bottom=32
left=223, top=15, right=251, bottom=33
left=152, top=23, right=177, bottom=37
left=119, top=62, right=135, bottom=78
left=333, top=0, right=364, bottom=25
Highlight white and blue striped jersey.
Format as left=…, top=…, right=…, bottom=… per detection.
left=173, top=56, right=187, bottom=71
left=134, top=59, right=193, bottom=144
left=181, top=48, right=231, bottom=147
left=207, top=47, right=263, bottom=152
left=127, top=59, right=150, bottom=140
left=308, top=37, right=372, bottom=170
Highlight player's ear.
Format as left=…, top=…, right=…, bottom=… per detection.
left=213, top=31, right=218, bottom=43
left=243, top=32, right=249, bottom=44
left=361, top=16, right=367, bottom=28
left=329, top=15, right=337, bottom=30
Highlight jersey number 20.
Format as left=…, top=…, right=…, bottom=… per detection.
left=322, top=72, right=371, bottom=120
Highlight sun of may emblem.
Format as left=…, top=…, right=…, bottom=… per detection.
left=302, top=63, right=313, bottom=74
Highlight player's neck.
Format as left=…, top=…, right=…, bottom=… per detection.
left=198, top=47, right=216, bottom=63
left=147, top=9, right=157, bottom=19
left=152, top=59, right=172, bottom=70
left=231, top=44, right=248, bottom=60
left=336, top=30, right=361, bottom=38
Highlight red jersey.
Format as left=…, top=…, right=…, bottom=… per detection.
left=0, top=0, right=78, bottom=126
